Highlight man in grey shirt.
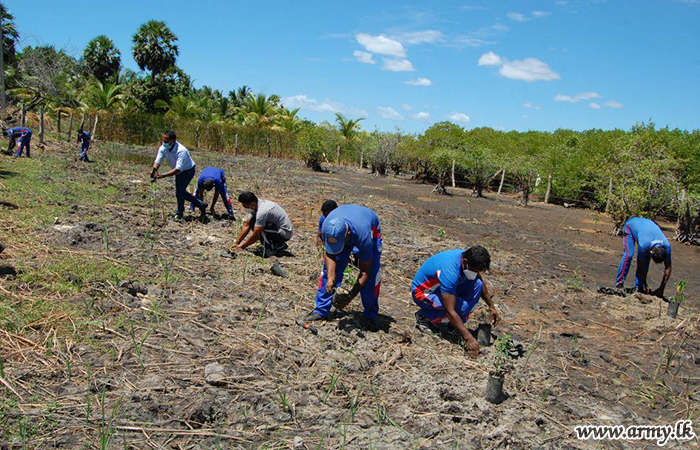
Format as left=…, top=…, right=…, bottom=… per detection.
left=233, top=191, right=293, bottom=257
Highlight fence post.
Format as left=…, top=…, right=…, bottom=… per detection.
left=67, top=112, right=74, bottom=142
left=336, top=144, right=341, bottom=165
left=39, top=106, right=45, bottom=143
left=451, top=160, right=456, bottom=188
left=92, top=114, right=99, bottom=140
left=544, top=173, right=552, bottom=204
left=605, top=177, right=613, bottom=213
left=497, top=169, right=506, bottom=196
left=57, top=111, right=62, bottom=134
left=360, top=150, right=363, bottom=169
left=234, top=133, right=238, bottom=156
left=20, top=103, right=26, bottom=126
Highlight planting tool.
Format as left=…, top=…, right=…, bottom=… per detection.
left=295, top=319, right=318, bottom=335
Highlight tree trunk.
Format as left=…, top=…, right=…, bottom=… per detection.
left=497, top=169, right=506, bottom=196
left=544, top=173, right=552, bottom=204
left=451, top=159, right=456, bottom=188
left=79, top=113, right=85, bottom=131
left=67, top=112, right=74, bottom=142
left=91, top=114, right=99, bottom=140
left=21, top=103, right=26, bottom=126
left=519, top=171, right=533, bottom=207
left=605, top=177, right=614, bottom=213
left=39, top=106, right=45, bottom=143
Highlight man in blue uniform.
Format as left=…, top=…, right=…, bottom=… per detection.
left=77, top=129, right=91, bottom=162
left=190, top=167, right=234, bottom=217
left=6, top=127, right=32, bottom=157
left=411, top=247, right=501, bottom=357
left=149, top=130, right=207, bottom=221
left=306, top=204, right=382, bottom=332
left=616, top=217, right=672, bottom=297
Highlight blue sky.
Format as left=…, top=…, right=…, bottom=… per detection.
left=6, top=0, right=700, bottom=133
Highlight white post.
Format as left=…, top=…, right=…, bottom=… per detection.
left=497, top=169, right=506, bottom=196
left=544, top=173, right=552, bottom=204
left=451, top=159, right=456, bottom=188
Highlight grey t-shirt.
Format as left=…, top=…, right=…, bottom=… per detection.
left=251, top=200, right=293, bottom=239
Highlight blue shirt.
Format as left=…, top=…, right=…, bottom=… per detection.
left=412, top=249, right=467, bottom=296
left=626, top=218, right=672, bottom=261
left=78, top=131, right=91, bottom=143
left=154, top=141, right=195, bottom=172
left=194, top=167, right=233, bottom=215
left=322, top=205, right=380, bottom=262
left=7, top=127, right=30, bottom=137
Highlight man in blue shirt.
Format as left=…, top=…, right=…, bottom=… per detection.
left=616, top=217, right=672, bottom=297
left=412, top=247, right=501, bottom=357
left=77, top=129, right=91, bottom=162
left=149, top=130, right=207, bottom=221
left=190, top=167, right=234, bottom=217
left=6, top=127, right=32, bottom=158
left=306, top=204, right=382, bottom=332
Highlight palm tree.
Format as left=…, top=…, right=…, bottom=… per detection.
left=155, top=95, right=201, bottom=120
left=335, top=113, right=364, bottom=164
left=276, top=107, right=302, bottom=133
left=132, top=20, right=178, bottom=76
left=80, top=79, right=123, bottom=139
left=242, top=93, right=278, bottom=128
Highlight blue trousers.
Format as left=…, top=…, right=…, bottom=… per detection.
left=413, top=278, right=483, bottom=324
left=16, top=132, right=31, bottom=157
left=616, top=221, right=648, bottom=289
left=175, top=167, right=203, bottom=214
left=313, top=229, right=382, bottom=319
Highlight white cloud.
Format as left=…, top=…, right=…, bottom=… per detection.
left=356, top=34, right=406, bottom=57
left=406, top=77, right=432, bottom=86
left=414, top=112, right=431, bottom=122
left=377, top=106, right=404, bottom=120
left=394, top=30, right=444, bottom=45
left=604, top=101, right=624, bottom=108
left=353, top=50, right=376, bottom=65
left=461, top=5, right=485, bottom=11
left=481, top=53, right=560, bottom=82
left=401, top=103, right=413, bottom=111
left=532, top=11, right=551, bottom=18
left=507, top=12, right=529, bottom=22
left=590, top=102, right=601, bottom=109
left=523, top=102, right=541, bottom=110
left=478, top=51, right=502, bottom=66
left=554, top=92, right=601, bottom=102
left=491, top=24, right=510, bottom=33
left=453, top=36, right=493, bottom=47
left=447, top=112, right=470, bottom=123
left=382, top=58, right=415, bottom=72
left=282, top=95, right=367, bottom=116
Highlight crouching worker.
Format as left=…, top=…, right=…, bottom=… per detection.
left=190, top=167, right=234, bottom=218
left=306, top=205, right=382, bottom=332
left=77, top=129, right=91, bottom=162
left=233, top=191, right=293, bottom=257
left=149, top=130, right=207, bottom=221
left=6, top=127, right=32, bottom=157
left=412, top=247, right=501, bottom=357
left=616, top=217, right=672, bottom=297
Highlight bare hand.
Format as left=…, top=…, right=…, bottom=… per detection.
left=326, top=279, right=336, bottom=294
left=490, top=306, right=502, bottom=326
left=464, top=337, right=480, bottom=358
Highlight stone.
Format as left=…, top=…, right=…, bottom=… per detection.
left=205, top=363, right=226, bottom=386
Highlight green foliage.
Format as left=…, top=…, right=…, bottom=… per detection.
left=296, top=123, right=340, bottom=170
left=493, top=333, right=513, bottom=376
left=0, top=3, right=19, bottom=63
left=671, top=280, right=687, bottom=305
left=83, top=35, right=121, bottom=82
left=132, top=20, right=178, bottom=75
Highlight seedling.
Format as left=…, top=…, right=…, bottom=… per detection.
left=668, top=280, right=687, bottom=318
left=486, top=333, right=513, bottom=404
left=437, top=227, right=446, bottom=241
left=565, top=267, right=584, bottom=292
left=325, top=368, right=343, bottom=402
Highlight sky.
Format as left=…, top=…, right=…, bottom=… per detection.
left=6, top=0, right=700, bottom=133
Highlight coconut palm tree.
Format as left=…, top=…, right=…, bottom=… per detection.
left=276, top=107, right=302, bottom=133
left=335, top=113, right=364, bottom=164
left=242, top=93, right=278, bottom=128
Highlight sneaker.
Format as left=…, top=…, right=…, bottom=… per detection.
left=360, top=316, right=380, bottom=333
left=304, top=311, right=326, bottom=322
left=173, top=212, right=184, bottom=222
left=414, top=312, right=434, bottom=334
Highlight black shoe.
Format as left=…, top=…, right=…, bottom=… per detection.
left=414, top=311, right=434, bottom=334
left=360, top=316, right=380, bottom=332
left=199, top=202, right=208, bottom=215
left=304, top=311, right=326, bottom=322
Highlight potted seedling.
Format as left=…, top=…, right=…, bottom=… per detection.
left=667, top=280, right=686, bottom=319
left=477, top=322, right=492, bottom=346
left=486, top=333, right=513, bottom=404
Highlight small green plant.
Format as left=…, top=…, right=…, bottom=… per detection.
left=565, top=267, right=584, bottom=292
left=671, top=280, right=687, bottom=304
left=325, top=368, right=343, bottom=402
left=493, top=333, right=513, bottom=376
left=97, top=387, right=121, bottom=450
left=437, top=227, right=446, bottom=241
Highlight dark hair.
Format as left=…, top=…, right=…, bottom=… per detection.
left=203, top=179, right=216, bottom=191
left=650, top=245, right=667, bottom=263
left=321, top=200, right=338, bottom=215
left=163, top=130, right=177, bottom=141
left=238, top=191, right=258, bottom=204
left=463, top=246, right=491, bottom=272
left=78, top=128, right=83, bottom=134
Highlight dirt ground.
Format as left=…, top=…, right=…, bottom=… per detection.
left=0, top=141, right=698, bottom=449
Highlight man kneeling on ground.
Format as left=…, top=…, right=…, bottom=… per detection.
left=233, top=191, right=293, bottom=257
left=191, top=166, right=235, bottom=218
left=412, top=246, right=501, bottom=357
